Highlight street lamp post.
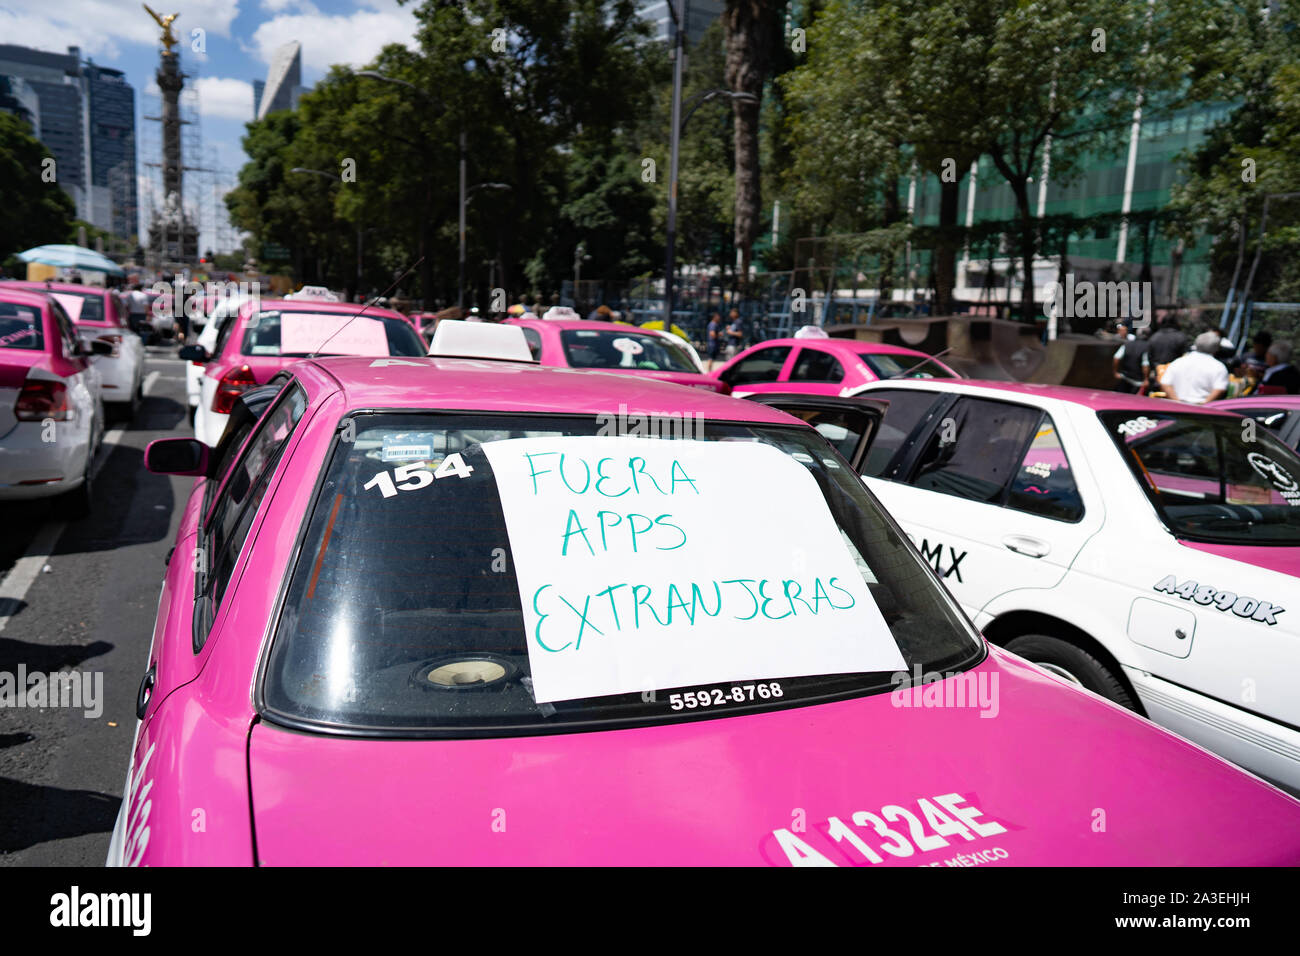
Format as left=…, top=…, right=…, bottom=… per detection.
left=461, top=181, right=511, bottom=308
left=358, top=70, right=498, bottom=310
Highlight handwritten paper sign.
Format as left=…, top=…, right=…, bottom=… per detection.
left=481, top=436, right=905, bottom=703
left=279, top=312, right=388, bottom=356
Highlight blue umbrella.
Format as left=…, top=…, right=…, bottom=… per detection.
left=16, top=244, right=126, bottom=276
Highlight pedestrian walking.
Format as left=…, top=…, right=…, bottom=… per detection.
left=705, top=311, right=724, bottom=371
left=1160, top=331, right=1229, bottom=404
left=725, top=309, right=745, bottom=358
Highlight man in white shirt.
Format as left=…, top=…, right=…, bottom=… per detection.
left=1160, top=331, right=1229, bottom=404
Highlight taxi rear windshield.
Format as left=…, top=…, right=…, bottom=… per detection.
left=261, top=413, right=983, bottom=737
left=240, top=310, right=425, bottom=358
left=1100, top=410, right=1300, bottom=544
left=860, top=353, right=954, bottom=380
left=49, top=290, right=105, bottom=323
left=561, top=328, right=698, bottom=373
left=0, top=305, right=43, bottom=350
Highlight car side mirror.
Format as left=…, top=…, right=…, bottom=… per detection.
left=144, top=438, right=210, bottom=477
left=90, top=339, right=114, bottom=356
left=178, top=344, right=209, bottom=362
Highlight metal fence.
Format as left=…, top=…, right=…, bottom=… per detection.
left=558, top=269, right=912, bottom=352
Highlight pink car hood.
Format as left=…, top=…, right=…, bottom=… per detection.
left=247, top=648, right=1300, bottom=865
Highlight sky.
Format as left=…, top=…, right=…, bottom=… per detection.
left=1, top=0, right=423, bottom=253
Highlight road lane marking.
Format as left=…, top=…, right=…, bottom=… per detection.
left=0, top=427, right=124, bottom=635
left=142, top=371, right=159, bottom=395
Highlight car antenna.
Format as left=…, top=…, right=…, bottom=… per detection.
left=307, top=256, right=425, bottom=359
left=888, top=346, right=953, bottom=380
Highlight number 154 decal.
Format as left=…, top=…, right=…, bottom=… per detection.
left=1153, top=575, right=1284, bottom=625
left=363, top=453, right=474, bottom=498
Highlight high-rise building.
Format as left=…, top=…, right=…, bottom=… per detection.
left=639, top=0, right=723, bottom=45
left=252, top=79, right=265, bottom=119
left=256, top=41, right=305, bottom=119
left=82, top=61, right=138, bottom=238
left=0, top=43, right=138, bottom=240
left=0, top=44, right=86, bottom=212
left=0, top=74, right=40, bottom=131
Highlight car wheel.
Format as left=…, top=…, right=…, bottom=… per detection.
left=1004, top=633, right=1136, bottom=710
left=65, top=455, right=93, bottom=520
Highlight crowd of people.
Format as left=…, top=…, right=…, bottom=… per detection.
left=1110, top=316, right=1299, bottom=403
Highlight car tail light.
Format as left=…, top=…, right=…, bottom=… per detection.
left=16, top=378, right=69, bottom=421
left=212, top=364, right=257, bottom=415
left=96, top=333, right=122, bottom=357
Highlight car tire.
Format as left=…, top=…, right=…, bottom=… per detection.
left=1004, top=633, right=1136, bottom=710
left=65, top=455, right=93, bottom=520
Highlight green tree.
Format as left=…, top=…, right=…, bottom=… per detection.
left=0, top=112, right=76, bottom=264
left=1171, top=0, right=1300, bottom=303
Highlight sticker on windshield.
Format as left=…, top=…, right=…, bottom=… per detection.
left=1116, top=416, right=1160, bottom=438
left=1246, top=452, right=1300, bottom=506
left=1153, top=575, right=1284, bottom=625
left=481, top=436, right=906, bottom=704
left=380, top=432, right=438, bottom=462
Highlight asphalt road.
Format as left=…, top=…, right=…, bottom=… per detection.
left=0, top=346, right=192, bottom=865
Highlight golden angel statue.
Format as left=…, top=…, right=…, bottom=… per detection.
left=143, top=4, right=180, bottom=54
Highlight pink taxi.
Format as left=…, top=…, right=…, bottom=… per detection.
left=0, top=280, right=145, bottom=419
left=1214, top=395, right=1300, bottom=450
left=0, top=288, right=106, bottom=515
left=504, top=316, right=728, bottom=393
left=712, top=334, right=959, bottom=399
left=108, top=329, right=1300, bottom=866
left=181, top=297, right=425, bottom=446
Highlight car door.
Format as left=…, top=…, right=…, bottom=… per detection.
left=857, top=390, right=1105, bottom=617
left=717, top=345, right=795, bottom=397
left=783, top=345, right=848, bottom=396
left=49, top=298, right=99, bottom=446
left=139, top=383, right=310, bottom=730
left=745, top=393, right=886, bottom=467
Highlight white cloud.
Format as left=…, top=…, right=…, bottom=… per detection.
left=194, top=76, right=257, bottom=121
left=261, top=0, right=319, bottom=12
left=249, top=3, right=417, bottom=75
left=0, top=0, right=241, bottom=60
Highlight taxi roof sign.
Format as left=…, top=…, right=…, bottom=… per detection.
left=430, top=320, right=535, bottom=362
left=794, top=325, right=830, bottom=339
left=285, top=285, right=340, bottom=302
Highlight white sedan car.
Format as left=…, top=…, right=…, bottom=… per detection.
left=186, top=295, right=251, bottom=424
left=0, top=289, right=105, bottom=516
left=761, top=379, right=1300, bottom=793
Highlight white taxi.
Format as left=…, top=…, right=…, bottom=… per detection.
left=760, top=380, right=1300, bottom=793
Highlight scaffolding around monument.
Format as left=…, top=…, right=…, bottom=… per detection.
left=141, top=45, right=198, bottom=270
